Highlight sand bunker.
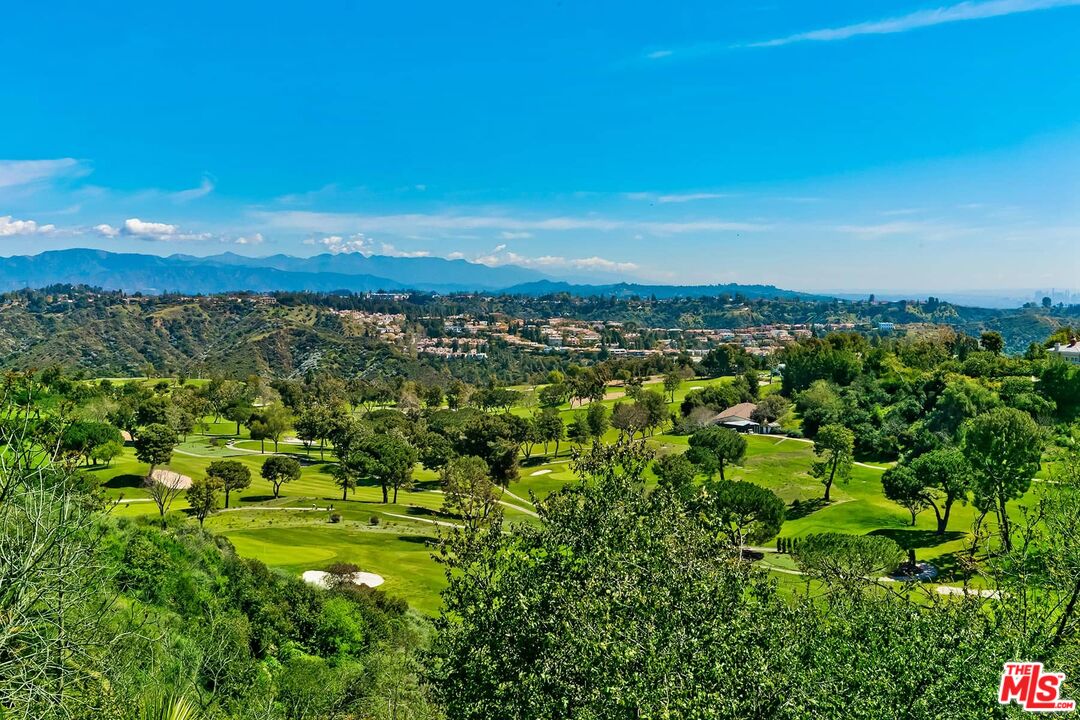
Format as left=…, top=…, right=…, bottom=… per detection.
left=302, top=570, right=385, bottom=589
left=150, top=468, right=192, bottom=489
left=530, top=469, right=552, bottom=476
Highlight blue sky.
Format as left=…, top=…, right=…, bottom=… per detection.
left=1, top=0, right=1078, bottom=292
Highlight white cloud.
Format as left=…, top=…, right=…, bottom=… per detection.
left=311, top=232, right=432, bottom=257
left=0, top=158, right=88, bottom=189
left=124, top=218, right=179, bottom=236
left=234, top=232, right=264, bottom=245
left=257, top=210, right=768, bottom=235
left=171, top=176, right=215, bottom=202
left=472, top=245, right=638, bottom=273
left=745, top=0, right=1080, bottom=48
left=118, top=217, right=211, bottom=241
left=499, top=231, right=533, bottom=240
left=382, top=244, right=430, bottom=258
left=94, top=223, right=120, bottom=237
left=0, top=215, right=55, bottom=236
left=833, top=220, right=977, bottom=241
left=647, top=0, right=1080, bottom=60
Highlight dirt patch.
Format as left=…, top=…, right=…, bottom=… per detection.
left=150, top=468, right=192, bottom=490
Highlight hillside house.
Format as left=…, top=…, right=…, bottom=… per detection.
left=1049, top=341, right=1080, bottom=364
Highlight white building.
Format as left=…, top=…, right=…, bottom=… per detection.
left=1049, top=341, right=1080, bottom=364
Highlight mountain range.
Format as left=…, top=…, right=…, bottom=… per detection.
left=0, top=249, right=820, bottom=301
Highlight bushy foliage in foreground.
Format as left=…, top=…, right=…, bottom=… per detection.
left=0, top=473, right=439, bottom=720
left=430, top=440, right=1078, bottom=719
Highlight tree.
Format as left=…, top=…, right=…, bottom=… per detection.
left=698, top=479, right=785, bottom=550
left=637, top=390, right=668, bottom=436
left=979, top=331, right=1004, bottom=355
left=133, top=423, right=177, bottom=480
left=332, top=462, right=358, bottom=502
left=751, top=395, right=789, bottom=426
left=699, top=344, right=754, bottom=377
left=352, top=378, right=395, bottom=414
left=568, top=370, right=605, bottom=407
left=431, top=438, right=795, bottom=719
left=295, top=404, right=334, bottom=459
left=224, top=400, right=255, bottom=436
left=585, top=402, right=609, bottom=440
left=792, top=533, right=904, bottom=584
left=963, top=407, right=1043, bottom=552
left=663, top=370, right=681, bottom=402
left=881, top=465, right=929, bottom=526
left=474, top=387, right=521, bottom=413
left=187, top=476, right=221, bottom=527
left=261, top=455, right=301, bottom=499
left=686, top=425, right=747, bottom=482
left=610, top=401, right=648, bottom=441
left=537, top=383, right=569, bottom=409
left=810, top=424, right=854, bottom=502
left=535, top=408, right=564, bottom=457
left=456, top=413, right=521, bottom=485
left=445, top=380, right=471, bottom=410
left=207, top=459, right=251, bottom=508
left=347, top=434, right=418, bottom=503
left=909, top=448, right=972, bottom=534
left=422, top=384, right=445, bottom=409
left=91, top=439, right=124, bottom=467
left=0, top=449, right=125, bottom=716
left=253, top=403, right=292, bottom=453
left=566, top=412, right=592, bottom=447
left=143, top=469, right=186, bottom=528
left=441, top=456, right=501, bottom=531
left=59, top=420, right=123, bottom=466
left=203, top=377, right=247, bottom=423
left=652, top=454, right=697, bottom=501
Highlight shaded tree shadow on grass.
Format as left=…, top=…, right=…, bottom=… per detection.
left=929, top=551, right=976, bottom=583
left=239, top=495, right=277, bottom=503
left=104, top=474, right=143, bottom=489
left=868, top=528, right=965, bottom=551
left=405, top=506, right=438, bottom=518
left=396, top=535, right=437, bottom=545
left=413, top=479, right=441, bottom=491
left=786, top=497, right=829, bottom=520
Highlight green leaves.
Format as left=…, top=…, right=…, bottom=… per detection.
left=140, top=694, right=200, bottom=720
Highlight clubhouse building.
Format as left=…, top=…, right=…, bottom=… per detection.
left=712, top=402, right=779, bottom=434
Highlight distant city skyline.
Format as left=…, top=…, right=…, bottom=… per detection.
left=1, top=0, right=1077, bottom=292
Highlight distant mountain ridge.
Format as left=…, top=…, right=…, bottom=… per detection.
left=0, top=248, right=821, bottom=300
left=501, top=279, right=828, bottom=301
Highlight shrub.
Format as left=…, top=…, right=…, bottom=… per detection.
left=368, top=515, right=379, bottom=526
left=329, top=513, right=342, bottom=524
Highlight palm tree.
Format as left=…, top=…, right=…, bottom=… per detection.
left=142, top=694, right=200, bottom=720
